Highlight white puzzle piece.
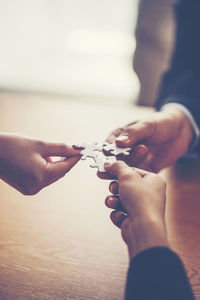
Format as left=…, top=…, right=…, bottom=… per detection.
left=90, top=154, right=116, bottom=172
left=74, top=142, right=130, bottom=172
left=75, top=142, right=102, bottom=160
left=103, top=142, right=131, bottom=156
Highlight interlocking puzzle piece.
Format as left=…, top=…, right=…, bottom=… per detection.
left=75, top=142, right=102, bottom=160
left=103, top=142, right=131, bottom=156
left=90, top=153, right=117, bottom=172
left=102, top=142, right=115, bottom=152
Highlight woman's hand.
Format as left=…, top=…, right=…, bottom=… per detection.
left=107, top=108, right=193, bottom=172
left=104, top=161, right=169, bottom=260
left=0, top=134, right=81, bottom=195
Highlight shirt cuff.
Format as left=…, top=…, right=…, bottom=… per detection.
left=161, top=103, right=200, bottom=157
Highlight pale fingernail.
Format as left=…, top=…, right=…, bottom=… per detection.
left=136, top=147, right=147, bottom=157
left=116, top=135, right=129, bottom=141
left=106, top=198, right=112, bottom=206
left=104, top=162, right=111, bottom=169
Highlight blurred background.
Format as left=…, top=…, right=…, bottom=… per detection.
left=0, top=0, right=176, bottom=105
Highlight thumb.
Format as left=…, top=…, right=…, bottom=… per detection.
left=104, top=161, right=134, bottom=181
left=115, top=121, right=155, bottom=147
left=45, top=156, right=80, bottom=186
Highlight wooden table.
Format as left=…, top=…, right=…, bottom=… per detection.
left=0, top=92, right=200, bottom=299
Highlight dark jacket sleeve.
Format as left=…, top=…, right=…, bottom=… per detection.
left=155, top=0, right=200, bottom=129
left=125, top=247, right=194, bottom=300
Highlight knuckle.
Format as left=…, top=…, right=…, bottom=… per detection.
left=21, top=183, right=40, bottom=195
left=112, top=161, right=120, bottom=169
left=112, top=161, right=126, bottom=171
left=151, top=174, right=166, bottom=189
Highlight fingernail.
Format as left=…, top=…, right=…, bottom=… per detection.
left=138, top=148, right=147, bottom=156
left=116, top=135, right=130, bottom=142
left=104, top=162, right=111, bottom=169
left=106, top=198, right=112, bottom=206
left=135, top=147, right=148, bottom=157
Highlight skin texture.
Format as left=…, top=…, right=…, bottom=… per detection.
left=104, top=161, right=169, bottom=261
left=107, top=108, right=193, bottom=172
left=0, top=134, right=81, bottom=195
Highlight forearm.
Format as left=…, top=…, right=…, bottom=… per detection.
left=125, top=213, right=194, bottom=299
left=0, top=133, right=11, bottom=176
left=126, top=217, right=169, bottom=261
left=161, top=104, right=200, bottom=154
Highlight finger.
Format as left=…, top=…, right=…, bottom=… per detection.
left=115, top=121, right=155, bottom=148
left=134, top=152, right=155, bottom=172
left=105, top=195, right=126, bottom=212
left=105, top=195, right=120, bottom=209
left=121, top=144, right=149, bottom=166
left=42, top=142, right=81, bottom=157
left=45, top=156, right=81, bottom=185
left=110, top=211, right=127, bottom=229
left=132, top=167, right=151, bottom=177
left=109, top=181, right=119, bottom=194
left=45, top=156, right=53, bottom=163
left=104, top=161, right=134, bottom=180
left=96, top=157, right=121, bottom=180
left=97, top=171, right=116, bottom=180
left=106, top=128, right=124, bottom=143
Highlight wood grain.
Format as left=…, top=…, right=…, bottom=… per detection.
left=0, top=92, right=200, bottom=299
left=163, top=159, right=200, bottom=299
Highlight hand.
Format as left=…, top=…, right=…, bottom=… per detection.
left=0, top=134, right=81, bottom=195
left=104, top=161, right=169, bottom=260
left=107, top=108, right=193, bottom=172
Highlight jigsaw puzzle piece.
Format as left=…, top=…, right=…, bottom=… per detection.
left=74, top=142, right=103, bottom=160
left=90, top=154, right=116, bottom=172
left=110, top=147, right=131, bottom=156
left=102, top=142, right=116, bottom=152
left=103, top=142, right=131, bottom=156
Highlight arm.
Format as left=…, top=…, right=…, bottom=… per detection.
left=126, top=247, right=194, bottom=300
left=106, top=108, right=193, bottom=172
left=105, top=0, right=200, bottom=172
left=156, top=0, right=200, bottom=129
left=103, top=161, right=195, bottom=300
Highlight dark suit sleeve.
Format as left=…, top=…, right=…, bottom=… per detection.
left=125, top=247, right=194, bottom=300
left=155, top=0, right=200, bottom=129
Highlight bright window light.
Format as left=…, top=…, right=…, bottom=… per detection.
left=0, top=0, right=140, bottom=103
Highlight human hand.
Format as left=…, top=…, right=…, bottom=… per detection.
left=107, top=108, right=193, bottom=172
left=104, top=161, right=169, bottom=260
left=0, top=134, right=80, bottom=195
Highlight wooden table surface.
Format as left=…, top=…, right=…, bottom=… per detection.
left=0, top=92, right=200, bottom=300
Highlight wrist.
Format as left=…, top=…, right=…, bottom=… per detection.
left=161, top=107, right=193, bottom=149
left=0, top=133, right=14, bottom=177
left=125, top=216, right=169, bottom=261
left=0, top=134, right=7, bottom=176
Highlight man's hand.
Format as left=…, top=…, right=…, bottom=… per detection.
left=104, top=161, right=169, bottom=260
left=0, top=134, right=81, bottom=195
left=107, top=108, right=193, bottom=172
